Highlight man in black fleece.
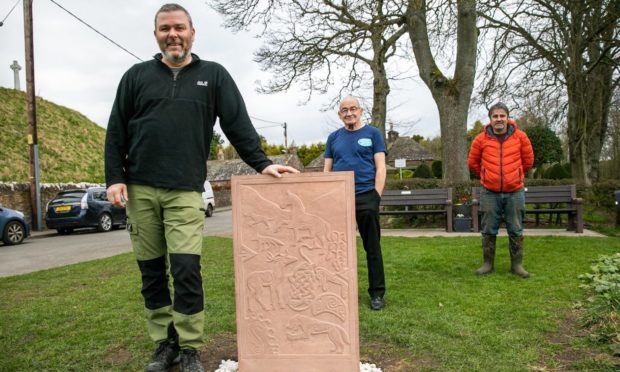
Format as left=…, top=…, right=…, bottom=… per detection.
left=104, top=4, right=298, bottom=372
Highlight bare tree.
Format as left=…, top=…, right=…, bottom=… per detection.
left=209, top=0, right=409, bottom=141
left=405, top=0, right=479, bottom=183
left=478, top=0, right=620, bottom=185
left=601, top=93, right=620, bottom=178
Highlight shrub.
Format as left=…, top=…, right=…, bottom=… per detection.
left=393, top=169, right=414, bottom=179
left=562, top=162, right=572, bottom=177
left=588, top=180, right=620, bottom=212
left=577, top=253, right=620, bottom=350
left=524, top=125, right=564, bottom=168
left=533, top=165, right=546, bottom=179
left=545, top=162, right=571, bottom=179
left=385, top=177, right=442, bottom=190
left=431, top=160, right=442, bottom=179
left=413, top=163, right=433, bottom=178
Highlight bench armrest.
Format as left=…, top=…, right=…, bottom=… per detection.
left=572, top=198, right=583, bottom=204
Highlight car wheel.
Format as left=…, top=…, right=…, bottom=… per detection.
left=57, top=227, right=74, bottom=235
left=205, top=204, right=214, bottom=217
left=97, top=213, right=113, bottom=232
left=3, top=221, right=25, bottom=245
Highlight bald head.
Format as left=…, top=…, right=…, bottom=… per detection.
left=338, top=95, right=363, bottom=131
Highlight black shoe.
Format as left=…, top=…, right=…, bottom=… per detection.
left=144, top=341, right=180, bottom=372
left=180, top=349, right=205, bottom=372
left=370, top=297, right=385, bottom=311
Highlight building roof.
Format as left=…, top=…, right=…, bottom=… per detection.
left=387, top=137, right=435, bottom=161
left=305, top=152, right=397, bottom=171
left=305, top=154, right=325, bottom=169
left=207, top=154, right=304, bottom=181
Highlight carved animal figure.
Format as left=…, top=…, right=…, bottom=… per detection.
left=247, top=270, right=276, bottom=312
left=315, top=266, right=349, bottom=299
left=285, top=314, right=349, bottom=353
left=278, top=191, right=331, bottom=252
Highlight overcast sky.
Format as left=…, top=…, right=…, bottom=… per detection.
left=1, top=0, right=459, bottom=146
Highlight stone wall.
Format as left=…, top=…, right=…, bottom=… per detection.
left=211, top=180, right=232, bottom=207
left=0, top=182, right=233, bottom=229
left=0, top=182, right=103, bottom=228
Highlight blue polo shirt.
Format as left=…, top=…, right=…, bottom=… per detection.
left=324, top=125, right=386, bottom=194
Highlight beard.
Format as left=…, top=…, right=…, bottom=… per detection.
left=162, top=48, right=189, bottom=65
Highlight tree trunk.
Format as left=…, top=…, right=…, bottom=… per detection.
left=436, top=93, right=471, bottom=183
left=565, top=45, right=614, bottom=186
left=406, top=0, right=478, bottom=182
left=584, top=52, right=613, bottom=183
left=566, top=92, right=590, bottom=185
left=370, top=61, right=390, bottom=142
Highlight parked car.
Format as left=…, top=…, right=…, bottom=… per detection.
left=45, top=187, right=126, bottom=234
left=0, top=206, right=30, bottom=245
left=203, top=180, right=215, bottom=217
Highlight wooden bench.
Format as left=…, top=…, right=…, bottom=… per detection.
left=380, top=188, right=453, bottom=232
left=471, top=185, right=584, bottom=233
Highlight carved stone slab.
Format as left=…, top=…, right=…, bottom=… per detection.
left=231, top=172, right=359, bottom=372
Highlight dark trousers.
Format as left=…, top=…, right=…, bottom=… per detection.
left=355, top=189, right=386, bottom=299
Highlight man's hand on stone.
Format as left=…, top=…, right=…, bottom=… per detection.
left=261, top=164, right=300, bottom=178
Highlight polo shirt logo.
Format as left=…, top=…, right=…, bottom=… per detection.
left=196, top=81, right=209, bottom=87
left=358, top=138, right=372, bottom=147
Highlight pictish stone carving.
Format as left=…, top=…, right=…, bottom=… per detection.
left=232, top=172, right=359, bottom=371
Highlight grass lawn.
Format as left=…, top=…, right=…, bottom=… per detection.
left=1, top=236, right=619, bottom=371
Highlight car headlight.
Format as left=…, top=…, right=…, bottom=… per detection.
left=15, top=210, right=24, bottom=218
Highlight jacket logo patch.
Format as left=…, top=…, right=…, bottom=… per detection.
left=196, top=81, right=209, bottom=87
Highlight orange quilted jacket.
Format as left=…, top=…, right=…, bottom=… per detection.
left=467, top=119, right=534, bottom=193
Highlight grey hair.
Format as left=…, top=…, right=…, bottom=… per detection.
left=155, top=3, right=193, bottom=28
left=340, top=95, right=361, bottom=106
left=488, top=102, right=509, bottom=118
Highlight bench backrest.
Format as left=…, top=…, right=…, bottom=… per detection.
left=472, top=185, right=576, bottom=204
left=381, top=188, right=452, bottom=207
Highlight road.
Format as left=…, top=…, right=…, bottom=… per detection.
left=0, top=209, right=232, bottom=278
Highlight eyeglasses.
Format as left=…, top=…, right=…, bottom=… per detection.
left=339, top=106, right=359, bottom=114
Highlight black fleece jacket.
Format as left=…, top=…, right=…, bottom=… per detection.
left=105, top=53, right=272, bottom=192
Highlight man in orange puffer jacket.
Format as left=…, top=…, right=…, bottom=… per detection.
left=468, top=102, right=534, bottom=278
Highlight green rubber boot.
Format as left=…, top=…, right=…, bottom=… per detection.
left=475, top=234, right=496, bottom=275
left=509, top=236, right=530, bottom=278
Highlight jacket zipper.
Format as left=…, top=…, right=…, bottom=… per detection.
left=499, top=138, right=504, bottom=192
left=157, top=55, right=195, bottom=98
left=171, top=73, right=177, bottom=98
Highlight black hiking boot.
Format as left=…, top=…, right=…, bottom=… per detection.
left=180, top=349, right=205, bottom=372
left=144, top=341, right=180, bottom=372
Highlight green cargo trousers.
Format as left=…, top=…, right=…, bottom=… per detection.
left=126, top=184, right=205, bottom=350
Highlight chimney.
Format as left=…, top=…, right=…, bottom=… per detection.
left=387, top=129, right=399, bottom=144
